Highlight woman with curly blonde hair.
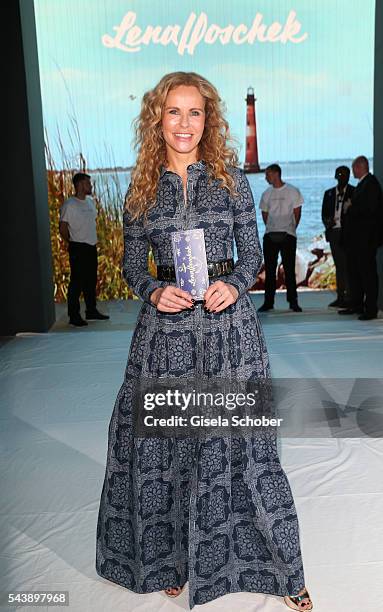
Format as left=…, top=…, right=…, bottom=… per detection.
left=96, top=71, right=312, bottom=611
left=126, top=71, right=239, bottom=222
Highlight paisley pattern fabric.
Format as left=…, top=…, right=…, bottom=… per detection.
left=95, top=161, right=305, bottom=608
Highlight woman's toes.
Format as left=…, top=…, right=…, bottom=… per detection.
left=165, top=587, right=181, bottom=595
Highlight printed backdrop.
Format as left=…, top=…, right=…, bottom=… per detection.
left=34, top=0, right=376, bottom=289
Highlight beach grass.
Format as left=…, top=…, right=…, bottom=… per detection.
left=46, top=143, right=156, bottom=303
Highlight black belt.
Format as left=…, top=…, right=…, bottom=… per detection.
left=157, top=258, right=234, bottom=282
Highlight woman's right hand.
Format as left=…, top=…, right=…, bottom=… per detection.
left=150, top=285, right=194, bottom=312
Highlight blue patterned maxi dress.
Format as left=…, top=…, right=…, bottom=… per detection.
left=95, top=161, right=306, bottom=608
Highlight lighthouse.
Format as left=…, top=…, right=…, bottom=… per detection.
left=244, top=87, right=262, bottom=173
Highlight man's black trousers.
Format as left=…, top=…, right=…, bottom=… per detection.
left=327, top=228, right=349, bottom=301
left=263, top=233, right=298, bottom=306
left=67, top=241, right=97, bottom=318
left=345, top=243, right=378, bottom=316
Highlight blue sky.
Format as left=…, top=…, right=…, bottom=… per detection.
left=34, top=0, right=375, bottom=168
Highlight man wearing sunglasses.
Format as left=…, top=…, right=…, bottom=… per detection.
left=322, top=165, right=354, bottom=308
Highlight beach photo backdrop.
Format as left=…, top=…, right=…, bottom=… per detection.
left=33, top=0, right=375, bottom=299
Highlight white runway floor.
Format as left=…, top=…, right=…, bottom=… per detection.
left=1, top=290, right=382, bottom=612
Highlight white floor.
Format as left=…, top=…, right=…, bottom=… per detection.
left=1, top=291, right=382, bottom=612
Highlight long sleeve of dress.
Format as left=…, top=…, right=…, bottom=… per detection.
left=223, top=169, right=263, bottom=297
left=122, top=208, right=165, bottom=303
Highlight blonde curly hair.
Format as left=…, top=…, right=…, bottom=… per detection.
left=125, top=71, right=239, bottom=221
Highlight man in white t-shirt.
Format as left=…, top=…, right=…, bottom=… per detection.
left=59, top=173, right=109, bottom=326
left=258, top=164, right=303, bottom=312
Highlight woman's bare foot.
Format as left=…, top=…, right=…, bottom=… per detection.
left=284, top=587, right=313, bottom=610
left=164, top=586, right=183, bottom=598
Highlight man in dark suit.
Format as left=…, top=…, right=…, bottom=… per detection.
left=338, top=156, right=383, bottom=320
left=322, top=166, right=354, bottom=308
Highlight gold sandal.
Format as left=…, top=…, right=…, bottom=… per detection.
left=284, top=587, right=313, bottom=610
left=164, top=585, right=184, bottom=598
